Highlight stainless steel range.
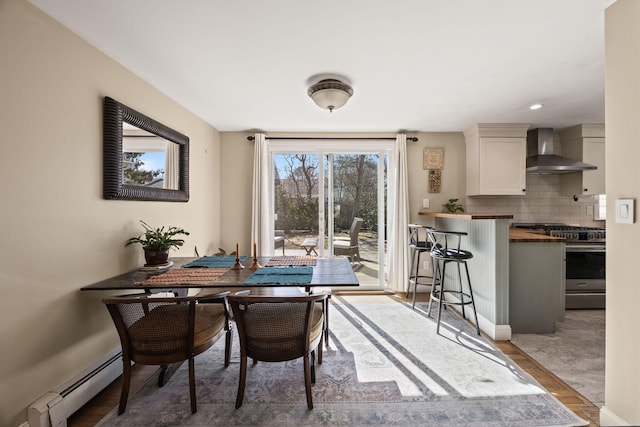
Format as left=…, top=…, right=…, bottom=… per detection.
left=513, top=223, right=606, bottom=309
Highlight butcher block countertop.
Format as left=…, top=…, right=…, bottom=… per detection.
left=509, top=228, right=566, bottom=243
left=418, top=211, right=514, bottom=220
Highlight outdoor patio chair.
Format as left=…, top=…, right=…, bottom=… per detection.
left=274, top=229, right=285, bottom=255
left=333, top=217, right=363, bottom=264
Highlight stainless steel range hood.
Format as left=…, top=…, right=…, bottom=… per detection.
left=526, top=128, right=597, bottom=174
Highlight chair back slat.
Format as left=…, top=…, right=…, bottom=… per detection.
left=426, top=230, right=472, bottom=260
left=349, top=218, right=363, bottom=246
left=104, top=296, right=197, bottom=360
left=102, top=291, right=232, bottom=414
left=228, top=293, right=325, bottom=362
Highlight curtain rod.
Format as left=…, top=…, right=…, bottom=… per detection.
left=246, top=136, right=418, bottom=142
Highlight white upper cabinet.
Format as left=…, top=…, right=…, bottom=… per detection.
left=464, top=124, right=530, bottom=196
left=559, top=124, right=605, bottom=196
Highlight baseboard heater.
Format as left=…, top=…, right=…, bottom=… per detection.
left=27, top=348, right=122, bottom=427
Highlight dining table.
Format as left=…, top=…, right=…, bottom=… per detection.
left=82, top=255, right=358, bottom=385
left=80, top=255, right=359, bottom=293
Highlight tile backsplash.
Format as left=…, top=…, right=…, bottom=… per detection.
left=465, top=174, right=606, bottom=228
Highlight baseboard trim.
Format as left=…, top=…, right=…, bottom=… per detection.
left=490, top=324, right=512, bottom=341
left=441, top=293, right=511, bottom=341
left=600, top=406, right=631, bottom=426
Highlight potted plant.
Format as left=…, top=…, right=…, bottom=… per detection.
left=125, top=220, right=190, bottom=265
left=442, top=198, right=465, bottom=213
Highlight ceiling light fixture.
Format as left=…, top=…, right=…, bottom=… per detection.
left=529, top=103, right=543, bottom=110
left=307, top=79, right=353, bottom=113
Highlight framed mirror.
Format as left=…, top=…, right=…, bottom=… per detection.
left=103, top=96, right=189, bottom=202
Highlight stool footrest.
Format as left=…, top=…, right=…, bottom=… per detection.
left=426, top=255, right=481, bottom=336
left=430, top=290, right=475, bottom=305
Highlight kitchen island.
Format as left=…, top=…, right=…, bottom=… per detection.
left=509, top=230, right=565, bottom=333
left=418, top=211, right=513, bottom=340
left=417, top=211, right=566, bottom=339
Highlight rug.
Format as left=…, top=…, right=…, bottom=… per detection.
left=98, top=295, right=587, bottom=426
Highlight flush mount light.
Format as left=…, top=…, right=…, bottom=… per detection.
left=530, top=103, right=543, bottom=110
left=307, top=79, right=354, bottom=112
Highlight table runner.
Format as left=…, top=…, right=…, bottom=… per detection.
left=264, top=256, right=317, bottom=267
left=182, top=256, right=247, bottom=268
left=139, top=268, right=229, bottom=286
left=243, top=267, right=313, bottom=285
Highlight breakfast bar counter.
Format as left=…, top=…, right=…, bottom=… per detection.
left=417, top=210, right=513, bottom=340
left=416, top=211, right=567, bottom=337
left=418, top=211, right=514, bottom=220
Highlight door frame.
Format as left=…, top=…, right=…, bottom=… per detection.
left=269, top=139, right=395, bottom=289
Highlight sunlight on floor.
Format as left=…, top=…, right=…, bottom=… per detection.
left=328, top=295, right=546, bottom=399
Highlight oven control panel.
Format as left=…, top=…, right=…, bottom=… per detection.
left=549, top=230, right=606, bottom=242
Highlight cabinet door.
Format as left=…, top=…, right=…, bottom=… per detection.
left=478, top=137, right=527, bottom=195
left=562, top=137, right=605, bottom=196
left=582, top=138, right=605, bottom=195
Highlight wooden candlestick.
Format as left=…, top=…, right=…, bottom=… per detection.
left=250, top=242, right=261, bottom=270
left=232, top=242, right=244, bottom=270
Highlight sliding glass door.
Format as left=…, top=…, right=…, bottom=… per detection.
left=273, top=153, right=321, bottom=253
left=272, top=141, right=392, bottom=290
left=327, top=153, right=386, bottom=288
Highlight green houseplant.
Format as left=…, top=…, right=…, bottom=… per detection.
left=125, top=220, right=190, bottom=265
left=442, top=198, right=465, bottom=213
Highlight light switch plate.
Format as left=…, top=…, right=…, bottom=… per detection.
left=422, top=198, right=430, bottom=208
left=615, top=199, right=634, bottom=224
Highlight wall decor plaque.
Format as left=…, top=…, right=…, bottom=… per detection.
left=428, top=170, right=441, bottom=193
left=423, top=147, right=444, bottom=170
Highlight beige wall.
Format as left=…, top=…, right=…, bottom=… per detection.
left=218, top=131, right=468, bottom=249
left=603, top=1, right=640, bottom=424
left=0, top=1, right=220, bottom=425
left=407, top=132, right=467, bottom=226
left=219, top=132, right=255, bottom=252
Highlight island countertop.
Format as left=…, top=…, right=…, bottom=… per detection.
left=418, top=211, right=514, bottom=220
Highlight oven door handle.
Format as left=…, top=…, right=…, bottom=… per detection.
left=565, top=245, right=606, bottom=253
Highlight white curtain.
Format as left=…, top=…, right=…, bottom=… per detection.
left=250, top=133, right=274, bottom=255
left=387, top=134, right=410, bottom=292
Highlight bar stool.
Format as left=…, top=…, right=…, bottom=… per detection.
left=426, top=230, right=481, bottom=335
left=407, top=224, right=434, bottom=308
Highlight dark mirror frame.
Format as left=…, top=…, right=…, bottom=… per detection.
left=103, top=96, right=189, bottom=202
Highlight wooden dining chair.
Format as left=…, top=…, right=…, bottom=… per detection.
left=227, top=291, right=327, bottom=409
left=103, top=291, right=233, bottom=414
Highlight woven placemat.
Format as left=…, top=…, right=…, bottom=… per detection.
left=265, top=256, right=317, bottom=267
left=244, top=267, right=313, bottom=285
left=139, top=268, right=229, bottom=287
left=182, top=256, right=248, bottom=268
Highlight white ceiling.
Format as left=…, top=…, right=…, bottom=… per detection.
left=28, top=0, right=614, bottom=133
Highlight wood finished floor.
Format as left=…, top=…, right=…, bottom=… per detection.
left=68, top=293, right=600, bottom=427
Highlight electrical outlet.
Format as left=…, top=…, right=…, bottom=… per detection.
left=587, top=205, right=593, bottom=216
left=423, top=260, right=429, bottom=270
left=422, top=198, right=430, bottom=208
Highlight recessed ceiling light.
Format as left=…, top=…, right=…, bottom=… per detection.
left=530, top=103, right=543, bottom=110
